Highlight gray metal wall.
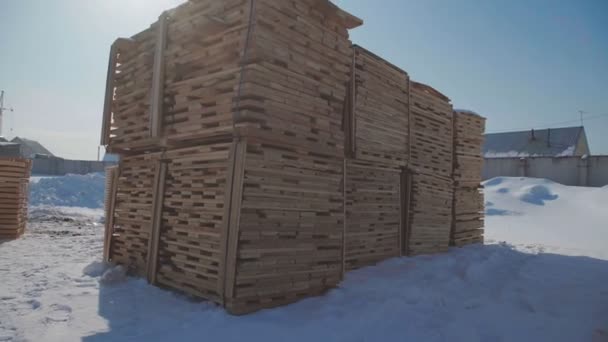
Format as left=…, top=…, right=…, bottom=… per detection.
left=482, top=156, right=608, bottom=187
left=32, top=157, right=117, bottom=176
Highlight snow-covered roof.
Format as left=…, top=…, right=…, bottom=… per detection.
left=484, top=126, right=586, bottom=158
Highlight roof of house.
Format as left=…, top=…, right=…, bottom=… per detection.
left=483, top=126, right=585, bottom=158
left=10, top=137, right=54, bottom=156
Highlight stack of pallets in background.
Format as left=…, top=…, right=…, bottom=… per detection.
left=451, top=110, right=486, bottom=246
left=407, top=82, right=454, bottom=255
left=0, top=158, right=32, bottom=240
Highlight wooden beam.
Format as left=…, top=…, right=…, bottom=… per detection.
left=103, top=166, right=120, bottom=262
left=341, top=158, right=347, bottom=279
left=223, top=139, right=247, bottom=300
left=348, top=47, right=357, bottom=158
left=146, top=160, right=168, bottom=285
left=401, top=169, right=413, bottom=256
left=218, top=141, right=238, bottom=304
left=150, top=12, right=169, bottom=139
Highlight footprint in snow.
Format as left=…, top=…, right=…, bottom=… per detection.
left=45, top=304, right=72, bottom=324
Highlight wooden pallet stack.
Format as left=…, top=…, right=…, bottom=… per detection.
left=102, top=0, right=364, bottom=314
left=101, top=0, right=487, bottom=315
left=407, top=82, right=454, bottom=255
left=343, top=46, right=410, bottom=270
left=451, top=110, right=486, bottom=246
left=0, top=158, right=32, bottom=240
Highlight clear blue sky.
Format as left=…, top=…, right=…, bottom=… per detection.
left=1, top=0, right=607, bottom=159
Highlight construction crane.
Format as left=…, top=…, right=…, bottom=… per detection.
left=0, top=90, right=14, bottom=137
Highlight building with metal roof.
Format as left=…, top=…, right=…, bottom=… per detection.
left=483, top=126, right=590, bottom=158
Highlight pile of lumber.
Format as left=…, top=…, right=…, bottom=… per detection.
left=407, top=82, right=454, bottom=255
left=343, top=46, right=410, bottom=270
left=0, top=158, right=32, bottom=240
left=101, top=0, right=487, bottom=315
left=451, top=110, right=486, bottom=246
left=102, top=0, right=364, bottom=315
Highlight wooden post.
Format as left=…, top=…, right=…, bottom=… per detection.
left=222, top=139, right=247, bottom=301
left=103, top=166, right=120, bottom=262
left=341, top=159, right=347, bottom=278
left=146, top=160, right=168, bottom=285
left=349, top=47, right=357, bottom=158
left=150, top=12, right=169, bottom=138
left=400, top=169, right=413, bottom=256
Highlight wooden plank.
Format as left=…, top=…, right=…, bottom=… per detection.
left=150, top=12, right=169, bottom=138
left=218, top=141, right=238, bottom=304
left=224, top=139, right=247, bottom=299
left=147, top=160, right=168, bottom=284
left=103, top=166, right=120, bottom=262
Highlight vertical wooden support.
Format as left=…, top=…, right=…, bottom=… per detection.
left=347, top=47, right=357, bottom=158
left=400, top=169, right=413, bottom=256
left=150, top=12, right=169, bottom=138
left=101, top=43, right=119, bottom=146
left=450, top=112, right=458, bottom=246
left=341, top=159, right=347, bottom=279
left=218, top=142, right=237, bottom=303
left=146, top=160, right=168, bottom=285
left=103, top=166, right=120, bottom=262
left=221, top=139, right=247, bottom=302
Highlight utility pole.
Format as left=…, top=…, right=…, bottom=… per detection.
left=579, top=110, right=587, bottom=127
left=0, top=91, right=14, bottom=137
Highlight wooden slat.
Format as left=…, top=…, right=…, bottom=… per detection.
left=147, top=160, right=168, bottom=284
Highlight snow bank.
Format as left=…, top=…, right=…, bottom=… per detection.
left=29, top=173, right=105, bottom=209
left=484, top=177, right=608, bottom=259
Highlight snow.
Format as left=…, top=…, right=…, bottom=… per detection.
left=1, top=175, right=607, bottom=341
left=556, top=145, right=576, bottom=157
left=484, top=150, right=541, bottom=158
left=485, top=177, right=608, bottom=260
left=484, top=146, right=577, bottom=158
left=29, top=173, right=105, bottom=209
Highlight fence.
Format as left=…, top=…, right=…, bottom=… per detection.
left=32, top=156, right=117, bottom=176
left=482, top=156, right=608, bottom=187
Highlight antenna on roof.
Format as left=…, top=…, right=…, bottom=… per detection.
left=0, top=90, right=14, bottom=137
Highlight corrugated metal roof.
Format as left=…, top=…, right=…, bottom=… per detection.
left=483, top=126, right=584, bottom=158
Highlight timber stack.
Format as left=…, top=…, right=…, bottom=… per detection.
left=343, top=45, right=409, bottom=270
left=451, top=110, right=486, bottom=246
left=101, top=0, right=486, bottom=314
left=407, top=82, right=454, bottom=255
left=0, top=158, right=32, bottom=240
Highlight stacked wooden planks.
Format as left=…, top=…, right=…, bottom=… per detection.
left=344, top=161, right=402, bottom=270
left=0, top=158, right=32, bottom=240
left=342, top=46, right=410, bottom=270
left=102, top=0, right=365, bottom=315
left=102, top=0, right=487, bottom=315
left=451, top=110, right=486, bottom=246
left=407, top=82, right=454, bottom=255
left=350, top=46, right=410, bottom=166
left=223, top=0, right=362, bottom=313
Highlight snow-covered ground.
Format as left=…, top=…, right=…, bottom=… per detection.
left=0, top=176, right=607, bottom=341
